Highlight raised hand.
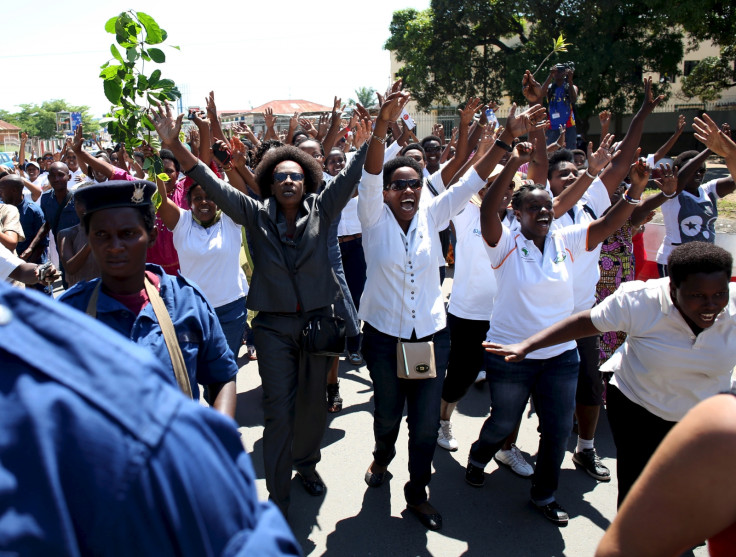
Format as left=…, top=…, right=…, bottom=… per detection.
left=693, top=113, right=736, bottom=157
left=263, top=107, right=276, bottom=129
left=71, top=124, right=84, bottom=153
left=676, top=114, right=686, bottom=132
left=149, top=101, right=184, bottom=146
left=299, top=117, right=318, bottom=136
left=640, top=77, right=664, bottom=115
left=522, top=70, right=544, bottom=105
left=505, top=103, right=548, bottom=139
left=512, top=141, right=534, bottom=165
left=331, top=96, right=343, bottom=117
left=377, top=90, right=411, bottom=124
left=432, top=123, right=444, bottom=140
left=555, top=125, right=566, bottom=148
left=317, top=113, right=329, bottom=138
left=20, top=131, right=28, bottom=143
left=459, top=97, right=482, bottom=126
left=628, top=156, right=650, bottom=192
left=653, top=163, right=678, bottom=197
left=587, top=133, right=615, bottom=175
left=205, top=91, right=218, bottom=117
left=599, top=110, right=611, bottom=127
left=188, top=128, right=200, bottom=151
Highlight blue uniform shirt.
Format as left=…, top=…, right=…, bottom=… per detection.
left=0, top=283, right=301, bottom=556
left=39, top=188, right=79, bottom=240
left=15, top=199, right=47, bottom=261
left=59, top=264, right=238, bottom=400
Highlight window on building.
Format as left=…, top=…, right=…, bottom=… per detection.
left=683, top=60, right=698, bottom=77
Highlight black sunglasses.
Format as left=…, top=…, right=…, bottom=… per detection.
left=385, top=178, right=423, bottom=192
left=273, top=172, right=304, bottom=183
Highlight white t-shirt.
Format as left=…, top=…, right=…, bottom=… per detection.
left=172, top=209, right=249, bottom=308
left=358, top=167, right=484, bottom=338
left=550, top=177, right=611, bottom=312
left=591, top=278, right=736, bottom=422
left=448, top=201, right=496, bottom=321
left=337, top=197, right=361, bottom=237
left=656, top=179, right=719, bottom=265
left=0, top=243, right=23, bottom=281
left=485, top=223, right=589, bottom=359
left=67, top=168, right=86, bottom=191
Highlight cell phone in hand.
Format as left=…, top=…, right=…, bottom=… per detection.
left=212, top=142, right=232, bottom=166
left=485, top=108, right=498, bottom=128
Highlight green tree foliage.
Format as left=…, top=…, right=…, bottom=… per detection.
left=386, top=1, right=684, bottom=131
left=349, top=87, right=379, bottom=109
left=644, top=0, right=736, bottom=101
left=99, top=10, right=180, bottom=182
left=100, top=11, right=180, bottom=150
left=0, top=101, right=99, bottom=139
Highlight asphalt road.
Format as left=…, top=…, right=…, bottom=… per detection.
left=233, top=337, right=708, bottom=557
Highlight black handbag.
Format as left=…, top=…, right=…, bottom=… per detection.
left=280, top=240, right=346, bottom=356
left=302, top=315, right=346, bottom=356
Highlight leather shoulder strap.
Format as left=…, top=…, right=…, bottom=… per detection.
left=86, top=278, right=192, bottom=399
left=144, top=276, right=193, bottom=399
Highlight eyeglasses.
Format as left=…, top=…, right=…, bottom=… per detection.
left=43, top=156, right=54, bottom=160
left=273, top=172, right=304, bottom=183
left=385, top=179, right=423, bottom=192
left=424, top=146, right=442, bottom=153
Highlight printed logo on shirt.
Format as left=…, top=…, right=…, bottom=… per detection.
left=553, top=251, right=567, bottom=264
left=473, top=227, right=482, bottom=237
left=521, top=247, right=529, bottom=257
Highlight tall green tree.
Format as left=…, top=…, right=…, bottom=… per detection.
left=386, top=0, right=684, bottom=133
left=0, top=101, right=99, bottom=139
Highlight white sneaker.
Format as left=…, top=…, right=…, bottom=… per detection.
left=494, top=444, right=534, bottom=477
left=437, top=419, right=458, bottom=451
left=474, top=370, right=487, bottom=383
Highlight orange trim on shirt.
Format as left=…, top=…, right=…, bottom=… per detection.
left=491, top=234, right=520, bottom=270
left=565, top=248, right=575, bottom=263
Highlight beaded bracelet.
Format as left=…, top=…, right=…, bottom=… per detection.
left=662, top=190, right=677, bottom=198
left=371, top=133, right=386, bottom=145
left=623, top=191, right=640, bottom=205
left=585, top=169, right=597, bottom=180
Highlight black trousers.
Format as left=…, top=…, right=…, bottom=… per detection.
left=252, top=309, right=332, bottom=515
left=442, top=313, right=489, bottom=403
left=607, top=384, right=677, bottom=507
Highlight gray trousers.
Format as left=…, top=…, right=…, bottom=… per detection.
left=253, top=308, right=332, bottom=514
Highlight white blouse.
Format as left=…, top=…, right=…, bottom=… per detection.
left=358, top=167, right=484, bottom=338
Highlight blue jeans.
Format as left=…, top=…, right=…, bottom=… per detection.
left=214, top=296, right=247, bottom=360
left=469, top=348, right=579, bottom=505
left=362, top=324, right=449, bottom=505
left=546, top=126, right=578, bottom=151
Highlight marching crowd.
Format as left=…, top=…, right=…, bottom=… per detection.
left=2, top=66, right=736, bottom=556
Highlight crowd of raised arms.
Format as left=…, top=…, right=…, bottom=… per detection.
left=2, top=67, right=736, bottom=557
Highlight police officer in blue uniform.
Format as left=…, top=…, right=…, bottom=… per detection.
left=59, top=180, right=237, bottom=416
left=0, top=282, right=301, bottom=556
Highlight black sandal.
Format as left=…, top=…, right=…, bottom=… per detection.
left=326, top=382, right=343, bottom=413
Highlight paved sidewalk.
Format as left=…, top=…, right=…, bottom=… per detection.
left=233, top=351, right=706, bottom=557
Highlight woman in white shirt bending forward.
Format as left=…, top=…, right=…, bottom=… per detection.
left=358, top=86, right=548, bottom=532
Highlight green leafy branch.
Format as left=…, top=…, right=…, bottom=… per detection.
left=99, top=10, right=181, bottom=184
left=532, top=34, right=571, bottom=76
